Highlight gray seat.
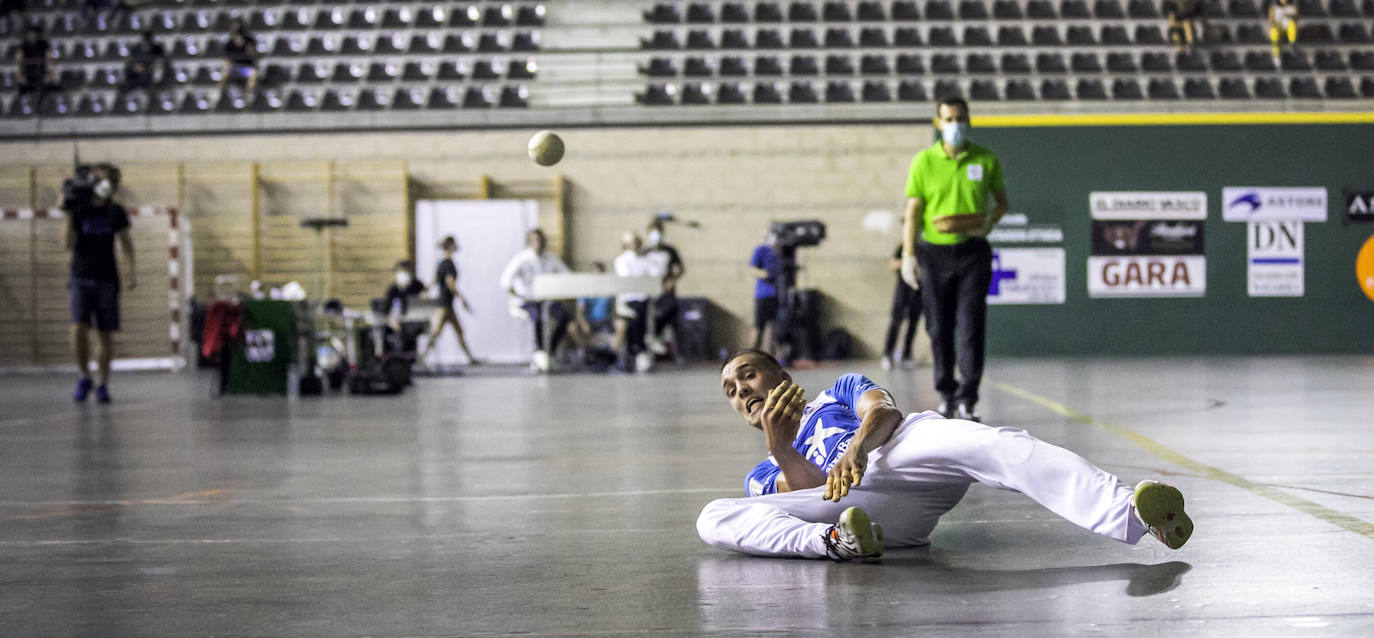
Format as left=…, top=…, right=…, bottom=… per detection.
left=1094, top=0, right=1127, bottom=16
left=858, top=2, right=888, bottom=20
left=1111, top=78, right=1143, bottom=99
left=1071, top=52, right=1102, bottom=72
left=788, top=80, right=819, bottom=103
left=958, top=0, right=990, bottom=18
left=1218, top=77, right=1250, bottom=98
left=1040, top=79, right=1071, bottom=99
left=1076, top=78, right=1107, bottom=99
left=966, top=53, right=997, bottom=73
left=993, top=0, right=1025, bottom=17
left=860, top=54, right=891, bottom=74
left=1106, top=51, right=1137, bottom=72
left=897, top=80, right=927, bottom=101
left=825, top=55, right=856, bottom=74
left=892, top=1, right=922, bottom=20
left=862, top=80, right=892, bottom=101
left=1004, top=79, right=1036, bottom=100
left=718, top=82, right=748, bottom=103
left=1061, top=0, right=1093, bottom=17
left=1182, top=78, right=1214, bottom=99
left=963, top=26, right=993, bottom=45
left=931, top=53, right=961, bottom=73
left=1254, top=77, right=1286, bottom=98
left=825, top=81, right=856, bottom=102
left=1147, top=78, right=1180, bottom=99
left=925, top=1, right=956, bottom=20
left=1001, top=53, right=1032, bottom=73
left=859, top=27, right=889, bottom=46
left=970, top=79, right=999, bottom=100
left=998, top=26, right=1029, bottom=45
left=684, top=57, right=713, bottom=77
left=1289, top=77, right=1322, bottom=98
left=1324, top=77, right=1357, bottom=98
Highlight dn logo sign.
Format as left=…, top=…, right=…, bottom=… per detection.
left=1251, top=221, right=1301, bottom=254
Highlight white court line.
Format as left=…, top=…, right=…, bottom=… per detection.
left=0, top=487, right=738, bottom=508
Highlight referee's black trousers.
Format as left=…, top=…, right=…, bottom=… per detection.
left=916, top=238, right=993, bottom=407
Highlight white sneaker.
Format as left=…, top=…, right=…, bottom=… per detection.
left=880, top=356, right=893, bottom=371
left=954, top=403, right=980, bottom=422
left=634, top=351, right=654, bottom=373
left=822, top=506, right=883, bottom=561
left=648, top=337, right=668, bottom=356
left=1132, top=480, right=1193, bottom=549
left=936, top=401, right=953, bottom=418
left=900, top=357, right=916, bottom=370
left=531, top=350, right=552, bottom=372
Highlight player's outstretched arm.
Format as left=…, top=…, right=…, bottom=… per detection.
left=824, top=389, right=903, bottom=502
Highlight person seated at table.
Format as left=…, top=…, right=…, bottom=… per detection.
left=500, top=228, right=571, bottom=373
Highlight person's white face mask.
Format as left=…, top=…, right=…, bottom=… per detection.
left=93, top=179, right=113, bottom=200
left=395, top=272, right=412, bottom=287
left=647, top=230, right=663, bottom=246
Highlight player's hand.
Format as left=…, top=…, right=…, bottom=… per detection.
left=900, top=255, right=921, bottom=290
left=824, top=448, right=867, bottom=502
left=461, top=298, right=473, bottom=313
left=760, top=380, right=806, bottom=447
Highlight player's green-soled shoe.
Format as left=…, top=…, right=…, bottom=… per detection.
left=1133, top=480, right=1193, bottom=549
left=822, top=506, right=884, bottom=562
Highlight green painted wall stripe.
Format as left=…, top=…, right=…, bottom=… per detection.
left=972, top=112, right=1374, bottom=127
left=990, top=380, right=1374, bottom=542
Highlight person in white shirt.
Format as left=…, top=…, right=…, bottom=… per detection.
left=499, top=229, right=571, bottom=371
left=613, top=232, right=656, bottom=371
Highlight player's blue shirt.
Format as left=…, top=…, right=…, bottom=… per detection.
left=744, top=374, right=882, bottom=497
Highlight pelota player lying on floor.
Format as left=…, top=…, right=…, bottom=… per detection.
left=697, top=350, right=1193, bottom=560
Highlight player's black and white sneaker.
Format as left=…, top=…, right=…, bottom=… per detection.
left=1132, top=480, right=1193, bottom=549
left=822, top=506, right=883, bottom=561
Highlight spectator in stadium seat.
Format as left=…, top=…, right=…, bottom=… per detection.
left=1268, top=0, right=1298, bottom=59
left=219, top=18, right=258, bottom=95
left=1165, top=0, right=1205, bottom=51
left=123, top=31, right=168, bottom=91
left=12, top=25, right=56, bottom=94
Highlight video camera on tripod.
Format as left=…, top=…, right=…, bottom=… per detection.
left=768, top=220, right=826, bottom=363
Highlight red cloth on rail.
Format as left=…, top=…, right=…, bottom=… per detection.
left=202, top=301, right=243, bottom=358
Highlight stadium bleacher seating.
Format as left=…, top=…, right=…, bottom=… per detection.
left=1, top=0, right=541, bottom=122
left=2, top=0, right=1372, bottom=127
left=633, top=0, right=1374, bottom=105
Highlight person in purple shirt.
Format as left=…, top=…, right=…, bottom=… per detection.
left=698, top=350, right=1194, bottom=561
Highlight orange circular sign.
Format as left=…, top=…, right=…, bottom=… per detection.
left=1359, top=235, right=1374, bottom=302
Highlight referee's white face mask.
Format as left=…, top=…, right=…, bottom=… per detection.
left=940, top=122, right=971, bottom=148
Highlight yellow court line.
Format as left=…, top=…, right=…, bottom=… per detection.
left=972, top=112, right=1374, bottom=127
left=990, top=380, right=1374, bottom=542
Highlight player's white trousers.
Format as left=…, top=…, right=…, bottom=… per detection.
left=697, top=413, right=1150, bottom=558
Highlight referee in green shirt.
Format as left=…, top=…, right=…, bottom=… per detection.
left=900, top=97, right=1009, bottom=421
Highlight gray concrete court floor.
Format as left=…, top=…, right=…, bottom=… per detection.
left=1, top=356, right=1372, bottom=637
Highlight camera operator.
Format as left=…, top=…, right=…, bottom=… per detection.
left=63, top=163, right=136, bottom=403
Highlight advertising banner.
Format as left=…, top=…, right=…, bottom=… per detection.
left=988, top=248, right=1066, bottom=305
left=1089, top=192, right=1207, bottom=220
left=1088, top=256, right=1207, bottom=297
left=1343, top=190, right=1374, bottom=224
left=1247, top=221, right=1304, bottom=297
left=1222, top=187, right=1327, bottom=222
